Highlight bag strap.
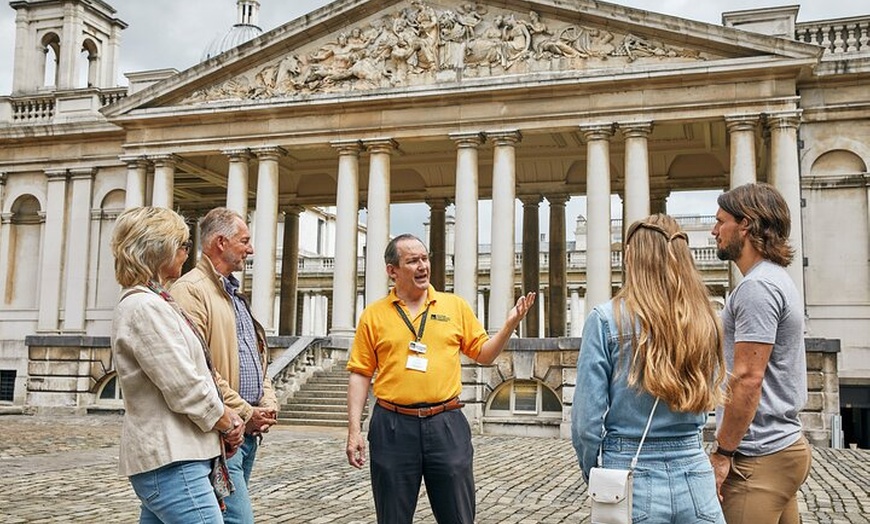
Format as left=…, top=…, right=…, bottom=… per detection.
left=596, top=397, right=660, bottom=471
left=631, top=397, right=659, bottom=469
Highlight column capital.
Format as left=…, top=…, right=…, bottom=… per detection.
left=1, top=212, right=13, bottom=224
left=119, top=155, right=148, bottom=168
left=724, top=113, right=761, bottom=133
left=148, top=153, right=179, bottom=167
left=45, top=168, right=68, bottom=181
left=579, top=123, right=616, bottom=141
left=545, top=193, right=570, bottom=206
left=0, top=172, right=7, bottom=185
left=765, top=110, right=802, bottom=130
left=280, top=205, right=305, bottom=216
left=488, top=130, right=522, bottom=146
left=251, top=146, right=288, bottom=160
left=222, top=148, right=251, bottom=161
left=449, top=132, right=486, bottom=148
left=68, top=167, right=96, bottom=180
left=619, top=121, right=653, bottom=138
left=331, top=139, right=364, bottom=155
left=425, top=197, right=450, bottom=210
left=519, top=194, right=542, bottom=206
left=362, top=138, right=398, bottom=154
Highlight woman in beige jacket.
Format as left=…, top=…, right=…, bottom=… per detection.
left=111, top=207, right=245, bottom=523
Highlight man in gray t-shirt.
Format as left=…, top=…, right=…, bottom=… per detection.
left=710, top=183, right=812, bottom=524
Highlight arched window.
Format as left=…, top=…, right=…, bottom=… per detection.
left=7, top=195, right=42, bottom=308
left=41, top=33, right=60, bottom=88
left=486, top=379, right=562, bottom=417
left=94, top=190, right=124, bottom=308
left=79, top=38, right=99, bottom=88
left=96, top=372, right=123, bottom=406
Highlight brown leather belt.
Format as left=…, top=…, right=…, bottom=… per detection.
left=376, top=397, right=465, bottom=418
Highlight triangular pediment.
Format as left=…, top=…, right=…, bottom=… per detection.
left=105, top=0, right=823, bottom=117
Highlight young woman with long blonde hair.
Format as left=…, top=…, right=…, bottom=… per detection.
left=572, top=213, right=726, bottom=523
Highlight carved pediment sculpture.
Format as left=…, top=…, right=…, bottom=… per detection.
left=183, top=1, right=707, bottom=104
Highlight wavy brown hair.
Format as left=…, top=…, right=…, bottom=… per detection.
left=717, top=183, right=794, bottom=266
left=614, top=214, right=726, bottom=413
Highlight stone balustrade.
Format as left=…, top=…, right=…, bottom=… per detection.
left=796, top=17, right=870, bottom=56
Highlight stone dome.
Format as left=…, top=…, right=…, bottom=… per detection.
left=201, top=0, right=263, bottom=61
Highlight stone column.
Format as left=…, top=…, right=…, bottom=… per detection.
left=767, top=111, right=805, bottom=296
left=725, top=114, right=760, bottom=288
left=279, top=206, right=302, bottom=336
left=520, top=195, right=541, bottom=337
left=122, top=156, right=148, bottom=209
left=570, top=287, right=584, bottom=337
left=450, top=132, right=484, bottom=311
left=363, top=139, right=396, bottom=305
left=0, top=173, right=8, bottom=302
left=427, top=198, right=448, bottom=291
left=488, top=130, right=521, bottom=333
left=62, top=168, right=95, bottom=332
left=582, top=124, right=616, bottom=316
left=38, top=169, right=69, bottom=331
left=548, top=193, right=569, bottom=337
left=224, top=148, right=251, bottom=218
left=250, top=146, right=285, bottom=332
left=725, top=114, right=760, bottom=188
left=622, top=122, right=653, bottom=227
left=330, top=140, right=363, bottom=338
left=150, top=154, right=177, bottom=209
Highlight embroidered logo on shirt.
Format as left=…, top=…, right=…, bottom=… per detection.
left=431, top=314, right=450, bottom=322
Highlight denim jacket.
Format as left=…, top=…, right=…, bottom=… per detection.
left=571, top=301, right=707, bottom=480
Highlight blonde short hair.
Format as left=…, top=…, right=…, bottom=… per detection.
left=111, top=207, right=189, bottom=287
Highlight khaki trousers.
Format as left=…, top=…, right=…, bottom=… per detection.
left=721, top=436, right=812, bottom=524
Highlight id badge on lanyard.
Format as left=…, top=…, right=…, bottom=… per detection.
left=395, top=303, right=430, bottom=373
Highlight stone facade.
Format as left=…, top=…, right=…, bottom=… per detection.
left=1, top=0, right=868, bottom=446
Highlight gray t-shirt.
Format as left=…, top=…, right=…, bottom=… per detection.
left=717, top=260, right=807, bottom=456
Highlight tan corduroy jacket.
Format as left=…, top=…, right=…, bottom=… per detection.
left=111, top=286, right=223, bottom=477
left=171, top=256, right=278, bottom=423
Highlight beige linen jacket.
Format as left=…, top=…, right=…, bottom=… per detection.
left=171, top=255, right=278, bottom=423
left=111, top=286, right=224, bottom=477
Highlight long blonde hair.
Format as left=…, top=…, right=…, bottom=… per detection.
left=614, top=214, right=726, bottom=413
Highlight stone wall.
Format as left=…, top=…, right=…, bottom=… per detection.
left=20, top=334, right=841, bottom=446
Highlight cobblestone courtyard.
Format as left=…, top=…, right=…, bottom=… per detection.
left=0, top=414, right=867, bottom=523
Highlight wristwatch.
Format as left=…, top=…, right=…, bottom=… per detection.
left=712, top=440, right=736, bottom=458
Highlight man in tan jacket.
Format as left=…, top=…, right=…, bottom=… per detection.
left=172, top=207, right=278, bottom=524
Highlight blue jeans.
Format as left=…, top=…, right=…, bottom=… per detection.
left=129, top=459, right=223, bottom=524
left=601, top=433, right=725, bottom=523
left=222, top=434, right=258, bottom=524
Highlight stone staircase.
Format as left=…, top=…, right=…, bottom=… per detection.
left=277, top=364, right=368, bottom=427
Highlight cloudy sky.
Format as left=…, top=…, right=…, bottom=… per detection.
left=0, top=0, right=862, bottom=240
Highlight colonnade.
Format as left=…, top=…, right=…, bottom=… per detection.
left=113, top=111, right=802, bottom=338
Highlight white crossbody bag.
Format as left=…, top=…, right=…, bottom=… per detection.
left=587, top=397, right=659, bottom=524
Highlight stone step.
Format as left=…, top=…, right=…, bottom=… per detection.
left=279, top=410, right=348, bottom=421
left=280, top=403, right=347, bottom=413
left=292, top=390, right=347, bottom=399
left=303, top=377, right=349, bottom=385
left=277, top=418, right=348, bottom=428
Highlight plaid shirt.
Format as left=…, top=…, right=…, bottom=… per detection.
left=222, top=274, right=264, bottom=405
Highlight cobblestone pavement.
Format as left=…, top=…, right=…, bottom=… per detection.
left=0, top=414, right=867, bottom=523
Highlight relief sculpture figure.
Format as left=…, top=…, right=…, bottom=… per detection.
left=183, top=1, right=706, bottom=103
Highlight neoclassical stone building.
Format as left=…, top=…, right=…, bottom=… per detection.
left=0, top=0, right=867, bottom=446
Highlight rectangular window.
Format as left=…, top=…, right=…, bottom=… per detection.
left=0, top=370, right=16, bottom=402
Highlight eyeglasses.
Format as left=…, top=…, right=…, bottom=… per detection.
left=180, top=240, right=193, bottom=253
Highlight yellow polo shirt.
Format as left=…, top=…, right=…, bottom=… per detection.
left=347, top=286, right=488, bottom=405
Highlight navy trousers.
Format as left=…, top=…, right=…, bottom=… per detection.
left=368, top=403, right=475, bottom=524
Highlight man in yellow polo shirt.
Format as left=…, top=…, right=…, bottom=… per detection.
left=346, top=233, right=535, bottom=524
